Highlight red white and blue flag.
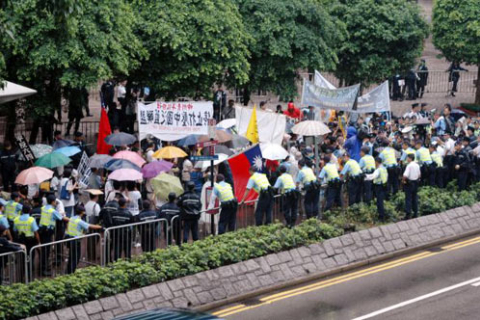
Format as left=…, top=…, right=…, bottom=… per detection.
left=227, top=144, right=264, bottom=201
left=97, top=94, right=112, bottom=154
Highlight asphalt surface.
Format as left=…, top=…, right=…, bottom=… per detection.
left=211, top=235, right=480, bottom=320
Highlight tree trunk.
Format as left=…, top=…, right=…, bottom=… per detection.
left=5, top=102, right=16, bottom=143
left=475, top=66, right=480, bottom=105
left=243, top=86, right=251, bottom=106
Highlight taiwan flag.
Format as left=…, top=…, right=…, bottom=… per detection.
left=227, top=144, right=264, bottom=201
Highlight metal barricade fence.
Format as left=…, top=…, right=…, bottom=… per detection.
left=0, top=248, right=28, bottom=285
left=169, top=216, right=182, bottom=246
left=104, top=219, right=168, bottom=264
left=29, top=233, right=102, bottom=282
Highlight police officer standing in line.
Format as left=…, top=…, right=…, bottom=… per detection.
left=319, top=156, right=342, bottom=212
left=178, top=182, right=202, bottom=242
left=274, top=166, right=298, bottom=228
left=240, top=167, right=273, bottom=226
left=430, top=143, right=445, bottom=188
left=13, top=205, right=40, bottom=254
left=296, top=159, right=319, bottom=219
left=415, top=140, right=435, bottom=186
left=359, top=146, right=376, bottom=203
left=136, top=199, right=160, bottom=252
left=210, top=174, right=237, bottom=234
left=399, top=140, right=416, bottom=166
left=379, top=140, right=399, bottom=195
left=341, top=153, right=363, bottom=205
left=157, top=193, right=182, bottom=246
left=5, top=192, right=22, bottom=234
left=454, top=141, right=471, bottom=191
left=39, top=195, right=69, bottom=276
left=366, top=157, right=388, bottom=222
left=403, top=154, right=421, bottom=220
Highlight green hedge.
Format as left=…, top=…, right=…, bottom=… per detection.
left=0, top=219, right=342, bottom=320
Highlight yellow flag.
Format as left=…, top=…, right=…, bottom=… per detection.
left=338, top=115, right=346, bottom=139
left=246, top=106, right=259, bottom=143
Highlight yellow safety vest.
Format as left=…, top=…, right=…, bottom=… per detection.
left=361, top=155, right=375, bottom=172
left=14, top=216, right=35, bottom=238
left=278, top=173, right=296, bottom=191
left=405, top=148, right=416, bottom=155
left=374, top=167, right=388, bottom=185
left=66, top=216, right=84, bottom=237
left=417, top=147, right=432, bottom=164
left=300, top=167, right=316, bottom=184
left=324, top=163, right=340, bottom=182
left=380, top=148, right=397, bottom=166
left=215, top=182, right=235, bottom=202
left=40, top=206, right=56, bottom=228
left=346, top=159, right=362, bottom=176
left=250, top=173, right=270, bottom=192
left=5, top=201, right=20, bottom=220
left=431, top=152, right=443, bottom=167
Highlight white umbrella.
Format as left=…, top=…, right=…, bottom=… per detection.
left=217, top=118, right=236, bottom=130
left=89, top=154, right=113, bottom=169
left=260, top=142, right=289, bottom=160
left=194, top=153, right=229, bottom=171
left=291, top=120, right=331, bottom=136
left=0, top=81, right=37, bottom=104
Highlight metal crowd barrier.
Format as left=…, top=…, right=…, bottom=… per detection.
left=104, top=218, right=168, bottom=265
left=0, top=248, right=28, bottom=285
left=29, top=233, right=103, bottom=282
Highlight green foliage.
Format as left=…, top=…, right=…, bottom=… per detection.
left=0, top=219, right=341, bottom=320
left=235, top=0, right=345, bottom=102
left=331, top=0, right=429, bottom=86
left=130, top=0, right=251, bottom=100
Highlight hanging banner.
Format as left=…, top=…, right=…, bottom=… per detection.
left=235, top=106, right=286, bottom=145
left=301, top=79, right=360, bottom=111
left=15, top=134, right=36, bottom=162
left=351, top=80, right=391, bottom=114
left=314, top=70, right=337, bottom=90
left=138, top=101, right=214, bottom=141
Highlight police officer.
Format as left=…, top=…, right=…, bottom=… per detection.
left=241, top=167, right=273, bottom=226
left=0, top=203, right=13, bottom=241
left=13, top=204, right=40, bottom=253
left=319, top=156, right=342, bottom=212
left=379, top=140, right=399, bottom=194
left=64, top=204, right=102, bottom=274
left=274, top=166, right=298, bottom=228
left=211, top=174, right=238, bottom=234
left=5, top=192, right=22, bottom=234
left=359, top=146, right=376, bottom=203
left=403, top=154, right=421, bottom=220
left=158, top=193, right=182, bottom=245
left=38, top=194, right=68, bottom=276
left=367, top=157, right=388, bottom=222
left=400, top=140, right=416, bottom=166
left=296, top=160, right=319, bottom=219
left=454, top=141, right=471, bottom=191
left=178, top=182, right=202, bottom=242
left=430, top=144, right=445, bottom=188
left=415, top=140, right=435, bottom=186
left=102, top=196, right=133, bottom=262
left=136, top=199, right=160, bottom=251
left=341, top=153, right=363, bottom=205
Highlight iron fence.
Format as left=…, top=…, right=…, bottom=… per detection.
left=0, top=248, right=28, bottom=285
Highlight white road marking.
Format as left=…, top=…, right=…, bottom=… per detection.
left=471, top=282, right=480, bottom=287
left=352, top=276, right=480, bottom=320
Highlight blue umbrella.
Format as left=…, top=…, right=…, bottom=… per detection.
left=177, top=134, right=201, bottom=146
left=104, top=159, right=141, bottom=172
left=52, top=139, right=74, bottom=150
left=105, top=132, right=137, bottom=146
left=54, top=146, right=82, bottom=157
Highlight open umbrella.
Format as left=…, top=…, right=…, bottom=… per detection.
left=54, top=146, right=81, bottom=157
left=201, top=144, right=233, bottom=156
left=17, top=144, right=53, bottom=161
left=15, top=167, right=53, bottom=185
left=35, top=152, right=71, bottom=168
left=105, top=132, right=137, bottom=146
left=113, top=151, right=146, bottom=168
left=291, top=120, right=331, bottom=136
left=0, top=81, right=37, bottom=104
left=225, top=134, right=250, bottom=149
left=151, top=173, right=184, bottom=200
left=260, top=143, right=289, bottom=160
left=141, top=160, right=174, bottom=179
left=198, top=130, right=233, bottom=143
left=217, top=118, right=236, bottom=130
left=89, top=154, right=113, bottom=169
left=153, top=146, right=187, bottom=159
left=105, top=159, right=141, bottom=172
left=52, top=139, right=74, bottom=150
left=108, top=168, right=143, bottom=181
left=176, top=135, right=201, bottom=146
left=194, top=153, right=229, bottom=170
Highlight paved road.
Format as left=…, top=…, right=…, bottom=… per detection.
left=211, top=235, right=480, bottom=320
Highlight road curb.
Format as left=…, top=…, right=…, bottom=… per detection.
left=197, top=226, right=480, bottom=313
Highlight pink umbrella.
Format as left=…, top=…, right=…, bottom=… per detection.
left=113, top=151, right=146, bottom=168
left=15, top=167, right=54, bottom=185
left=141, top=160, right=174, bottom=179
left=108, top=168, right=143, bottom=181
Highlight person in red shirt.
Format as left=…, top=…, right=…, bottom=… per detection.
left=283, top=102, right=302, bottom=121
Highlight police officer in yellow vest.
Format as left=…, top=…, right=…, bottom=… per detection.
left=415, top=140, right=435, bottom=186
left=341, top=153, right=363, bottom=205
left=400, top=140, right=416, bottom=165
left=296, top=159, right=319, bottom=219
left=274, top=165, right=299, bottom=228
left=359, top=147, right=376, bottom=203
left=430, top=143, right=445, bottom=188
left=210, top=174, right=238, bottom=234
left=319, top=156, right=342, bottom=212
left=13, top=204, right=40, bottom=253
left=366, top=157, right=388, bottom=222
left=379, top=140, right=399, bottom=195
left=65, top=204, right=102, bottom=274
left=241, top=167, right=273, bottom=226
left=5, top=192, right=23, bottom=234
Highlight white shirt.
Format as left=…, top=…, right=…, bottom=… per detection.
left=117, top=85, right=126, bottom=99
left=444, top=138, right=455, bottom=155
left=85, top=201, right=101, bottom=221
left=403, top=161, right=421, bottom=181
left=127, top=190, right=142, bottom=216
left=146, top=149, right=155, bottom=163
left=56, top=199, right=66, bottom=216
left=365, top=168, right=380, bottom=181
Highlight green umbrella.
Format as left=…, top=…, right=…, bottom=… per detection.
left=35, top=152, right=71, bottom=169
left=151, top=173, right=184, bottom=201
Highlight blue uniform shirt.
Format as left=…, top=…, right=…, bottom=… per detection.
left=0, top=214, right=9, bottom=229
left=341, top=162, right=356, bottom=176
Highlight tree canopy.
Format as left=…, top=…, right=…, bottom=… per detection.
left=433, top=0, right=480, bottom=104
left=331, top=0, right=429, bottom=87
left=235, top=0, right=345, bottom=103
